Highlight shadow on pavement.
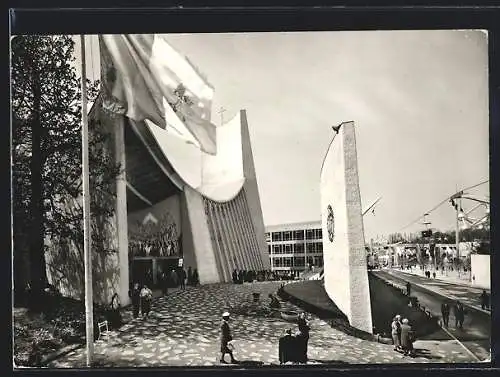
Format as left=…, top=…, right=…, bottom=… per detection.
left=235, top=360, right=265, bottom=367
left=91, top=354, right=144, bottom=368
left=412, top=348, right=443, bottom=360
left=307, top=359, right=349, bottom=365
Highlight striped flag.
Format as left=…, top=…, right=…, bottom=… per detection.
left=99, top=34, right=217, bottom=155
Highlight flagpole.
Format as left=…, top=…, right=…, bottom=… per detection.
left=80, top=34, right=94, bottom=367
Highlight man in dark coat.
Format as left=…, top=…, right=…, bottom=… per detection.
left=179, top=268, right=187, bottom=290
left=238, top=270, right=243, bottom=284
left=193, top=269, right=199, bottom=286
left=187, top=266, right=193, bottom=286
left=232, top=269, right=238, bottom=284
left=297, top=312, right=311, bottom=363
left=406, top=282, right=411, bottom=296
left=129, top=283, right=141, bottom=318
left=279, top=328, right=296, bottom=364
left=454, top=301, right=465, bottom=329
left=441, top=302, right=450, bottom=327
left=161, top=272, right=168, bottom=296
left=480, top=290, right=489, bottom=310
left=170, top=269, right=178, bottom=288
left=220, top=312, right=237, bottom=364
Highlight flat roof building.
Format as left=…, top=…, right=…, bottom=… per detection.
left=265, top=221, right=323, bottom=277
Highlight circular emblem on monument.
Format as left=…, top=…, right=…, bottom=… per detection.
left=327, top=205, right=335, bottom=242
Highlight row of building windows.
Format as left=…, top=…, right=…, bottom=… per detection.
left=268, top=242, right=323, bottom=254
left=270, top=256, right=324, bottom=268
left=266, top=228, right=322, bottom=242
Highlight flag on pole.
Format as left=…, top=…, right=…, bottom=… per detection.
left=99, top=34, right=217, bottom=154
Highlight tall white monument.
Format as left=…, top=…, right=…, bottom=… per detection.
left=320, top=121, right=373, bottom=334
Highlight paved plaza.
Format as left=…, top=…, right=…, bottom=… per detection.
left=47, top=281, right=478, bottom=367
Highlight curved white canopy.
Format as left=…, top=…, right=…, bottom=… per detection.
left=145, top=110, right=245, bottom=202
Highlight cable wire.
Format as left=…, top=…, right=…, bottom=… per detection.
left=397, top=179, right=489, bottom=232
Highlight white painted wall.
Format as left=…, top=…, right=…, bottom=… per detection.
left=320, top=122, right=373, bottom=334
left=471, top=254, right=490, bottom=289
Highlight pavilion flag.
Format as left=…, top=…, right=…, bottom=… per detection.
left=99, top=34, right=217, bottom=154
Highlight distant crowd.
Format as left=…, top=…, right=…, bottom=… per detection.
left=231, top=269, right=296, bottom=284
left=399, top=264, right=470, bottom=276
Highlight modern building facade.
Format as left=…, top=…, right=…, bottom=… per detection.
left=265, top=221, right=324, bottom=278
left=44, top=95, right=269, bottom=307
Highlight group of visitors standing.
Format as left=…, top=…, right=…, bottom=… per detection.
left=219, top=310, right=311, bottom=365
left=391, top=314, right=415, bottom=356
left=277, top=313, right=311, bottom=364
left=129, top=283, right=153, bottom=319
left=424, top=270, right=437, bottom=279
left=231, top=269, right=283, bottom=284
left=159, top=266, right=199, bottom=295
left=441, top=300, right=466, bottom=329
left=232, top=269, right=258, bottom=284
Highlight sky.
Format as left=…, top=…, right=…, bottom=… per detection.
left=75, top=30, right=490, bottom=242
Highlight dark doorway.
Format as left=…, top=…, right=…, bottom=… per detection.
left=131, top=259, right=153, bottom=287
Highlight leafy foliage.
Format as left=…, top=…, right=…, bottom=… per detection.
left=11, top=35, right=121, bottom=297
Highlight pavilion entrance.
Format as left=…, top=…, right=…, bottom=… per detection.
left=130, top=256, right=182, bottom=289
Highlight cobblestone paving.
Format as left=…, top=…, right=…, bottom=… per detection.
left=47, top=282, right=477, bottom=368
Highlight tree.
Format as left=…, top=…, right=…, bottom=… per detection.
left=11, top=35, right=120, bottom=308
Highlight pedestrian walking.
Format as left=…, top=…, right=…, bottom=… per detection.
left=129, top=282, right=141, bottom=318
left=219, top=312, right=237, bottom=364
left=441, top=302, right=450, bottom=327
left=193, top=269, right=200, bottom=286
left=170, top=269, right=178, bottom=288
left=297, top=312, right=310, bottom=363
left=406, top=282, right=411, bottom=296
left=187, top=266, right=193, bottom=286
left=400, top=318, right=415, bottom=356
left=433, top=271, right=436, bottom=279
left=454, top=301, right=465, bottom=329
left=480, top=290, right=489, bottom=310
left=391, top=315, right=402, bottom=351
left=140, top=285, right=153, bottom=318
left=232, top=269, right=238, bottom=284
left=179, top=267, right=187, bottom=290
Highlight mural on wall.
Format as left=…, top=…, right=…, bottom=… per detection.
left=127, top=195, right=182, bottom=259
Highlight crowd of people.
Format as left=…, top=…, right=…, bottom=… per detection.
left=231, top=269, right=296, bottom=284
left=400, top=264, right=470, bottom=277
left=158, top=266, right=199, bottom=294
